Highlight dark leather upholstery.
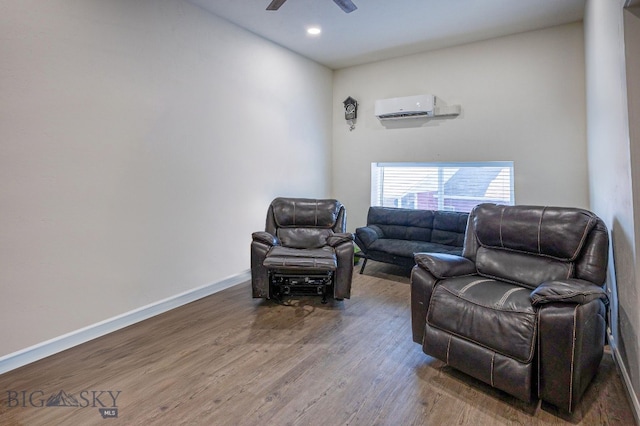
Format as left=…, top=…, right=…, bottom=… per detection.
left=251, top=197, right=354, bottom=300
left=411, top=203, right=609, bottom=412
left=355, top=207, right=468, bottom=272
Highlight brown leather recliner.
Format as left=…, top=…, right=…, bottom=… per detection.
left=411, top=203, right=609, bottom=412
left=251, top=197, right=354, bottom=302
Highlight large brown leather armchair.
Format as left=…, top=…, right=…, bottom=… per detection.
left=411, top=203, right=609, bottom=412
left=251, top=197, right=354, bottom=302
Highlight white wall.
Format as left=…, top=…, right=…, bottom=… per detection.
left=625, top=7, right=640, bottom=414
left=584, top=0, right=640, bottom=415
left=0, top=0, right=332, bottom=357
left=332, top=23, right=588, bottom=231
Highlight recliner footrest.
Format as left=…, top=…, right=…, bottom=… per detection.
left=269, top=272, right=334, bottom=303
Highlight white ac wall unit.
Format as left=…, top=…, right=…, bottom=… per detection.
left=374, top=94, right=460, bottom=120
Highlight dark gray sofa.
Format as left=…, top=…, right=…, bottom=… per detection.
left=354, top=207, right=469, bottom=273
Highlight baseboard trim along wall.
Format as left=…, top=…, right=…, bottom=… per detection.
left=608, top=331, right=640, bottom=425
left=0, top=270, right=251, bottom=376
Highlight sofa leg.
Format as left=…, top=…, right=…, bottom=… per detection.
left=359, top=258, right=368, bottom=274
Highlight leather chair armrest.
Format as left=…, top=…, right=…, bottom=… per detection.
left=530, top=279, right=608, bottom=306
left=537, top=294, right=607, bottom=411
left=327, top=232, right=354, bottom=247
left=252, top=231, right=280, bottom=247
left=354, top=226, right=381, bottom=248
left=411, top=265, right=439, bottom=344
left=414, top=253, right=476, bottom=279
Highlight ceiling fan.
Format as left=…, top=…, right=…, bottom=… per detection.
left=267, top=0, right=357, bottom=13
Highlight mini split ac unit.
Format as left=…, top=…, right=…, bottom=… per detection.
left=374, top=94, right=460, bottom=120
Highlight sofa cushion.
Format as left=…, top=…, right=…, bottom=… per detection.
left=355, top=226, right=382, bottom=248
left=369, top=239, right=463, bottom=258
left=427, top=276, right=536, bottom=363
left=368, top=207, right=435, bottom=228
left=431, top=211, right=468, bottom=246
left=431, top=229, right=465, bottom=246
left=368, top=207, right=434, bottom=241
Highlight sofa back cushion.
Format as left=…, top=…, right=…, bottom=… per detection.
left=366, top=207, right=468, bottom=245
left=431, top=211, right=469, bottom=246
left=367, top=207, right=434, bottom=241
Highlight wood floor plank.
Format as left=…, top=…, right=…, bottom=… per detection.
left=0, top=261, right=635, bottom=425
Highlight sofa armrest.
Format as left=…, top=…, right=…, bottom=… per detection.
left=354, top=226, right=382, bottom=249
left=327, top=232, right=354, bottom=247
left=414, top=253, right=476, bottom=279
left=252, top=231, right=280, bottom=247
left=530, top=279, right=608, bottom=306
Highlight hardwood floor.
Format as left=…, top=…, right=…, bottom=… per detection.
left=0, top=261, right=635, bottom=425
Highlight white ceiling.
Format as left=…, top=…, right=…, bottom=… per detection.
left=189, top=0, right=586, bottom=69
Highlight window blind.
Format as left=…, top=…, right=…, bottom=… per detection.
left=371, top=162, right=514, bottom=212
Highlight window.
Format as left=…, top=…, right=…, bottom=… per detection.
left=371, top=162, right=514, bottom=213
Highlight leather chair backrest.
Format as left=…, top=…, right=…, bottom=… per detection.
left=463, top=204, right=609, bottom=288
left=266, top=198, right=346, bottom=248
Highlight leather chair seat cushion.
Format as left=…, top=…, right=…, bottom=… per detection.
left=427, top=276, right=536, bottom=363
left=369, top=239, right=463, bottom=258
left=263, top=246, right=337, bottom=271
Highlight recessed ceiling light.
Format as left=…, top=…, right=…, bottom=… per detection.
left=307, top=27, right=321, bottom=36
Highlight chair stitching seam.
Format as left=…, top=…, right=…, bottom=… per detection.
left=496, top=287, right=527, bottom=308
left=426, top=321, right=535, bottom=364
left=537, top=313, right=542, bottom=398
left=440, top=285, right=533, bottom=313
left=458, top=279, right=493, bottom=295
left=538, top=207, right=545, bottom=254
left=490, top=352, right=495, bottom=387
left=567, top=263, right=574, bottom=279
left=569, top=305, right=578, bottom=412
left=571, top=216, right=596, bottom=260
left=499, top=206, right=505, bottom=248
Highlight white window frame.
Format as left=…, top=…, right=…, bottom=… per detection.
left=371, top=161, right=515, bottom=212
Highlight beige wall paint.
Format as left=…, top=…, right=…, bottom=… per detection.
left=0, top=0, right=333, bottom=357
left=584, top=0, right=639, bottom=410
left=584, top=0, right=640, bottom=413
left=332, top=23, right=588, bottom=231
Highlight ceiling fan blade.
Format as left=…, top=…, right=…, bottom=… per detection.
left=333, top=0, right=357, bottom=13
left=266, top=0, right=287, bottom=11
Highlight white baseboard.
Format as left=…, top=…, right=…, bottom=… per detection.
left=0, top=270, right=251, bottom=375
left=608, top=331, right=640, bottom=425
